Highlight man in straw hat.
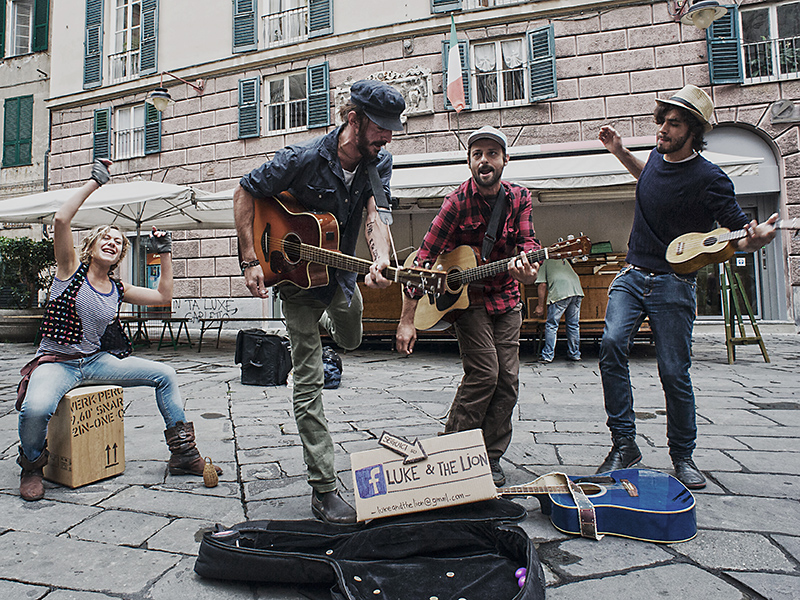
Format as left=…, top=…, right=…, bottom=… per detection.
left=596, top=84, right=778, bottom=489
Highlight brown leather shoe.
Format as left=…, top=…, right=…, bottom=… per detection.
left=164, top=421, right=222, bottom=477
left=18, top=447, right=48, bottom=502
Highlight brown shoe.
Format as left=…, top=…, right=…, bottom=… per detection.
left=18, top=446, right=48, bottom=502
left=164, top=421, right=222, bottom=477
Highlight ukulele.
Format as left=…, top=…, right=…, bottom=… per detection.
left=666, top=218, right=798, bottom=274
left=407, top=236, right=591, bottom=331
left=252, top=192, right=445, bottom=295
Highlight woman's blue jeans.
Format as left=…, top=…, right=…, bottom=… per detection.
left=541, top=295, right=582, bottom=361
left=18, top=352, right=186, bottom=462
left=599, top=267, right=697, bottom=460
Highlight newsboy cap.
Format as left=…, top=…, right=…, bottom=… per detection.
left=350, top=80, right=406, bottom=131
left=467, top=126, right=507, bottom=151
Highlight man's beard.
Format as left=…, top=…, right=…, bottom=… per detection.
left=656, top=131, right=691, bottom=155
left=356, top=128, right=382, bottom=159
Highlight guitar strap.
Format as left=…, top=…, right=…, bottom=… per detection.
left=481, top=185, right=508, bottom=262
left=536, top=473, right=603, bottom=540
left=367, top=163, right=393, bottom=226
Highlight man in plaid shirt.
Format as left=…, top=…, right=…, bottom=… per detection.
left=396, top=126, right=540, bottom=487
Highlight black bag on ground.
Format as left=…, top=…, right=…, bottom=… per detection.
left=234, top=329, right=292, bottom=386
left=194, top=498, right=545, bottom=600
left=322, top=346, right=342, bottom=389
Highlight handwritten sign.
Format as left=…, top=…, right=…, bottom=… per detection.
left=351, top=430, right=496, bottom=521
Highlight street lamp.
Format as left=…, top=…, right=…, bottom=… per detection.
left=680, top=0, right=728, bottom=29
left=145, top=71, right=205, bottom=112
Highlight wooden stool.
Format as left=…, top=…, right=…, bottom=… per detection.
left=43, top=385, right=126, bottom=488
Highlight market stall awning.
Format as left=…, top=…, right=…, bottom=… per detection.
left=389, top=148, right=763, bottom=199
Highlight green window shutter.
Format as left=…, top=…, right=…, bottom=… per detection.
left=707, top=6, right=742, bottom=84
left=238, top=77, right=261, bottom=139
left=441, top=38, right=471, bottom=111
left=3, top=96, right=34, bottom=168
left=432, top=0, right=461, bottom=14
left=0, top=1, right=6, bottom=59
left=233, top=0, right=257, bottom=53
left=84, top=0, right=104, bottom=89
left=307, top=62, right=330, bottom=128
left=309, top=0, right=332, bottom=38
left=32, top=0, right=50, bottom=52
left=140, top=0, right=158, bottom=75
left=144, top=103, right=161, bottom=154
left=528, top=25, right=557, bottom=102
left=93, top=108, right=111, bottom=160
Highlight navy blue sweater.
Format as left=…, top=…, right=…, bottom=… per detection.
left=626, top=149, right=749, bottom=274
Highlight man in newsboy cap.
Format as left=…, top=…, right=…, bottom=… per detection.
left=233, top=79, right=405, bottom=524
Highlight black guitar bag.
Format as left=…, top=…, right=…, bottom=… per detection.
left=195, top=498, right=545, bottom=600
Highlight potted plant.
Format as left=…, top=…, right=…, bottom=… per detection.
left=0, top=236, right=56, bottom=342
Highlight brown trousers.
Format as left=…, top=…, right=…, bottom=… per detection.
left=446, top=304, right=522, bottom=459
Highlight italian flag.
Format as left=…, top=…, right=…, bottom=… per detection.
left=446, top=15, right=466, bottom=112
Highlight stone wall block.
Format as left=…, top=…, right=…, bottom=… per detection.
left=552, top=98, right=606, bottom=123
left=603, top=48, right=655, bottom=75
left=784, top=153, right=800, bottom=178
left=555, top=36, right=577, bottom=58
left=201, top=125, right=232, bottom=146
left=159, top=149, right=188, bottom=168
left=201, top=92, right=233, bottom=112
left=576, top=30, right=626, bottom=56
left=776, top=129, right=800, bottom=157
left=162, top=115, right=187, bottom=135
left=172, top=259, right=187, bottom=278
left=553, top=15, right=600, bottom=37
left=607, top=93, right=658, bottom=118
left=215, top=107, right=239, bottom=126
left=187, top=257, right=215, bottom=277
left=216, top=257, right=241, bottom=277
left=579, top=73, right=630, bottom=99
left=173, top=239, right=200, bottom=259
left=230, top=276, right=252, bottom=297
left=629, top=23, right=679, bottom=49
left=557, top=55, right=603, bottom=79
left=519, top=121, right=581, bottom=145
left=173, top=131, right=201, bottom=150
left=601, top=5, right=653, bottom=31
left=654, top=41, right=706, bottom=68
left=201, top=237, right=231, bottom=258
left=200, top=277, right=231, bottom=297
left=174, top=278, right=199, bottom=298
left=215, top=141, right=246, bottom=160
left=631, top=67, right=683, bottom=93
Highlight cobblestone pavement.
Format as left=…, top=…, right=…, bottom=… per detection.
left=0, top=325, right=798, bottom=600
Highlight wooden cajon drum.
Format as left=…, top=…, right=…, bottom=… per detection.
left=43, top=385, right=125, bottom=488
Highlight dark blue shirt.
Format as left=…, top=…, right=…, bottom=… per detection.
left=627, top=149, right=749, bottom=274
left=239, top=126, right=393, bottom=304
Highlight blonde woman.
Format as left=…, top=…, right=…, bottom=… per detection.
left=16, top=159, right=220, bottom=501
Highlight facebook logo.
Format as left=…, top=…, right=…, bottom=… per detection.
left=355, top=464, right=387, bottom=499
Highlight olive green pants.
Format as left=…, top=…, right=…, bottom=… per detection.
left=279, top=284, right=363, bottom=493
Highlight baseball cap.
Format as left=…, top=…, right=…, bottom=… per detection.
left=467, top=126, right=507, bottom=151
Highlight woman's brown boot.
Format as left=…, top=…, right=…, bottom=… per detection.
left=18, top=446, right=49, bottom=501
left=164, top=421, right=222, bottom=476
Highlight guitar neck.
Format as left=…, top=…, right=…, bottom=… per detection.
left=721, top=218, right=799, bottom=243
left=500, top=482, right=572, bottom=496
left=300, top=242, right=402, bottom=280
left=454, top=247, right=549, bottom=286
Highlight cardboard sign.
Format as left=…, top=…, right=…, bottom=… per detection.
left=350, top=429, right=497, bottom=521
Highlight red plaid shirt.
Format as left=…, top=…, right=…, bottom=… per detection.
left=408, top=178, right=539, bottom=315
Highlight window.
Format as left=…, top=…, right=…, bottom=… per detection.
left=264, top=0, right=308, bottom=48
left=267, top=73, right=307, bottom=132
left=741, top=1, right=800, bottom=83
left=3, top=95, right=34, bottom=168
left=443, top=27, right=556, bottom=111
left=115, top=105, right=145, bottom=159
left=110, top=0, right=141, bottom=83
left=11, top=0, right=33, bottom=55
left=473, top=39, right=526, bottom=108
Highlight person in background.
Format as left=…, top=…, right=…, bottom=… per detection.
left=534, top=257, right=584, bottom=363
left=396, top=126, right=540, bottom=488
left=233, top=80, right=405, bottom=524
left=16, top=159, right=221, bottom=502
left=596, top=85, right=777, bottom=489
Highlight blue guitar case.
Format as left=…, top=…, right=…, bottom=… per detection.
left=195, top=498, right=545, bottom=600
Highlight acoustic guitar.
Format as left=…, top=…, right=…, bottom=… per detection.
left=253, top=192, right=445, bottom=295
left=406, top=236, right=591, bottom=331
left=666, top=218, right=798, bottom=274
left=499, top=468, right=697, bottom=544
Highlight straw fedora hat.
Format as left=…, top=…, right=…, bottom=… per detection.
left=655, top=84, right=714, bottom=132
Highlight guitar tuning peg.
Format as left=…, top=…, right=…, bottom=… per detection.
left=567, top=234, right=574, bottom=240
left=557, top=237, right=564, bottom=243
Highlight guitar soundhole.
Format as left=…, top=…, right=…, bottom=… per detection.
left=282, top=233, right=302, bottom=264
left=703, top=236, right=718, bottom=247
left=576, top=483, right=604, bottom=497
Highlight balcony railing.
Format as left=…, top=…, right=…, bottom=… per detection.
left=109, top=50, right=140, bottom=84
left=743, top=35, right=800, bottom=83
left=115, top=126, right=144, bottom=160
left=464, top=0, right=525, bottom=9
left=263, top=6, right=307, bottom=49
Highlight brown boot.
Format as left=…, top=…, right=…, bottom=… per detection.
left=18, top=446, right=48, bottom=502
left=164, top=421, right=222, bottom=477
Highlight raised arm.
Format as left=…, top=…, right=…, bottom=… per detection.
left=53, top=159, right=111, bottom=278
left=121, top=228, right=173, bottom=306
left=599, top=126, right=645, bottom=180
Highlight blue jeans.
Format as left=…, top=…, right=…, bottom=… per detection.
left=541, top=295, right=582, bottom=361
left=599, top=267, right=697, bottom=460
left=18, top=352, right=186, bottom=462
